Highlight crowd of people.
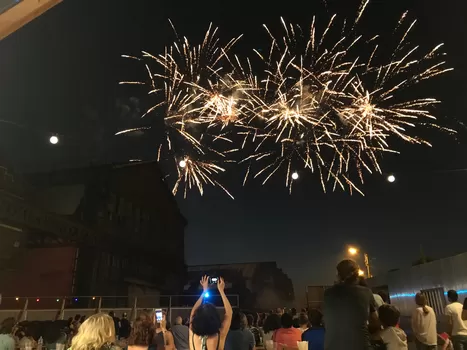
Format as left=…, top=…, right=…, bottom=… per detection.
left=1, top=259, right=467, bottom=350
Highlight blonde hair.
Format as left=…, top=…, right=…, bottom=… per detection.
left=72, top=313, right=115, bottom=350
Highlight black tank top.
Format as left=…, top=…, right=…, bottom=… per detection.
left=154, top=331, right=165, bottom=350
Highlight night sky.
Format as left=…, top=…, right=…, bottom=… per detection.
left=1, top=0, right=467, bottom=305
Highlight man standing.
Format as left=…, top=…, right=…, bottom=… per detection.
left=323, top=260, right=378, bottom=350
left=445, top=290, right=467, bottom=349
left=171, top=316, right=189, bottom=350
left=119, top=313, right=131, bottom=340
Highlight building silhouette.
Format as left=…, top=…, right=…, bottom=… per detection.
left=0, top=161, right=186, bottom=309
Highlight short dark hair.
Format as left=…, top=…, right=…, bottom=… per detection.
left=378, top=290, right=390, bottom=304
left=0, top=318, right=15, bottom=335
left=281, top=313, right=293, bottom=328
left=263, top=314, right=281, bottom=333
left=447, top=290, right=458, bottom=303
left=230, top=310, right=247, bottom=331
left=337, top=259, right=359, bottom=284
left=308, top=309, right=323, bottom=327
left=246, top=314, right=254, bottom=327
left=298, top=313, right=309, bottom=327
left=378, top=304, right=400, bottom=328
left=191, top=303, right=221, bottom=336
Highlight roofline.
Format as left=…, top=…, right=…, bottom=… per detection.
left=0, top=0, right=62, bottom=40
left=188, top=261, right=277, bottom=269
left=27, top=161, right=188, bottom=227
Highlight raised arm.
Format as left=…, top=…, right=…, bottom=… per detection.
left=190, top=275, right=209, bottom=324
left=218, top=277, right=233, bottom=336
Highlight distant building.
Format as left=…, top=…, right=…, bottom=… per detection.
left=186, top=262, right=294, bottom=310
left=0, top=161, right=186, bottom=309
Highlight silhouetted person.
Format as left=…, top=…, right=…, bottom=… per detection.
left=323, top=259, right=378, bottom=350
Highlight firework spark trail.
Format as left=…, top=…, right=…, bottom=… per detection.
left=118, top=1, right=453, bottom=197
left=173, top=157, right=234, bottom=199
left=119, top=22, right=250, bottom=197
left=240, top=6, right=453, bottom=193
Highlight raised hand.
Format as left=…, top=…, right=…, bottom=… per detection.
left=200, top=275, right=209, bottom=292
left=217, top=277, right=225, bottom=293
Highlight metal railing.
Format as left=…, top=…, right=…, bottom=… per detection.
left=0, top=294, right=240, bottom=322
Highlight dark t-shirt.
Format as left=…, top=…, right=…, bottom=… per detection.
left=225, top=329, right=255, bottom=350
left=120, top=318, right=131, bottom=339
left=323, top=283, right=376, bottom=350
left=172, top=325, right=189, bottom=350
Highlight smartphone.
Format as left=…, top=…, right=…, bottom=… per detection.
left=209, top=277, right=218, bottom=284
left=155, top=309, right=163, bottom=322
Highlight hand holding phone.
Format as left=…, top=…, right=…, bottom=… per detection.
left=155, top=309, right=163, bottom=322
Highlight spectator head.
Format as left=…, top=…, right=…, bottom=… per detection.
left=378, top=304, right=400, bottom=328
left=263, top=314, right=281, bottom=334
left=275, top=307, right=284, bottom=315
left=308, top=309, right=323, bottom=328
left=230, top=310, right=247, bottom=331
left=43, top=322, right=63, bottom=344
left=0, top=317, right=15, bottom=334
left=127, top=317, right=154, bottom=347
left=415, top=293, right=430, bottom=315
left=80, top=316, right=86, bottom=323
left=137, top=311, right=154, bottom=324
left=175, top=316, right=183, bottom=326
left=109, top=311, right=115, bottom=318
left=447, top=290, right=458, bottom=303
left=74, top=314, right=81, bottom=321
left=298, top=313, right=309, bottom=328
left=71, top=313, right=115, bottom=350
left=191, top=303, right=221, bottom=337
left=246, top=314, right=255, bottom=328
left=280, top=313, right=293, bottom=329
left=291, top=308, right=297, bottom=316
left=378, top=290, right=390, bottom=304
left=122, top=313, right=128, bottom=319
left=337, top=260, right=360, bottom=284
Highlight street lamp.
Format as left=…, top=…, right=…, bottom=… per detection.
left=291, top=172, right=299, bottom=180
left=179, top=159, right=187, bottom=168
left=347, top=246, right=372, bottom=278
left=348, top=247, right=358, bottom=256
left=358, top=269, right=365, bottom=276
left=49, top=135, right=59, bottom=145
left=387, top=174, right=396, bottom=183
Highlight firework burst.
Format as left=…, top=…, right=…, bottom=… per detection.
left=118, top=0, right=454, bottom=197
left=240, top=5, right=453, bottom=194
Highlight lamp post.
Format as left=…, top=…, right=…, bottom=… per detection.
left=348, top=247, right=372, bottom=278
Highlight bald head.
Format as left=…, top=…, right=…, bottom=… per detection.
left=175, top=316, right=183, bottom=325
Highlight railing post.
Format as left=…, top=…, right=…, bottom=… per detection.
left=168, top=296, right=172, bottom=324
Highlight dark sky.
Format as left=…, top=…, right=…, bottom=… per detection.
left=1, top=0, right=467, bottom=305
